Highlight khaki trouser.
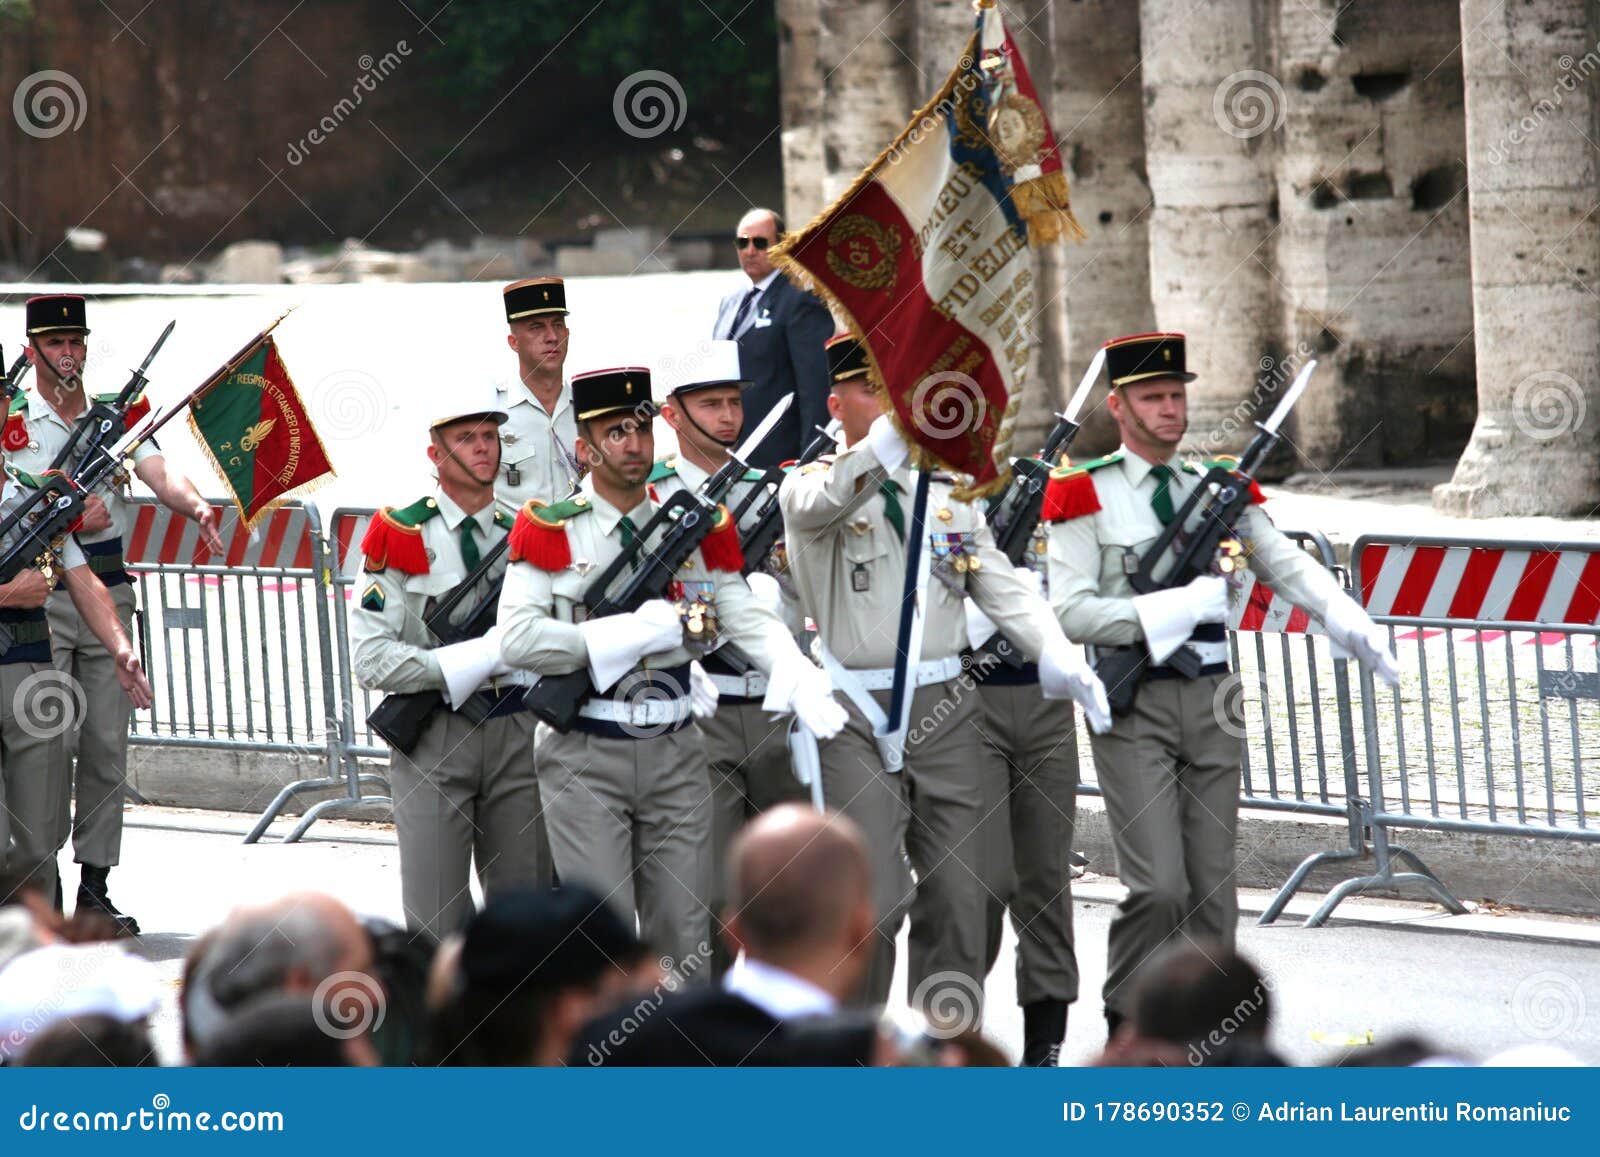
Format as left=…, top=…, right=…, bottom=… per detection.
left=535, top=722, right=713, bottom=973
left=0, top=660, right=66, bottom=894
left=821, top=679, right=997, bottom=1015
left=389, top=707, right=549, bottom=941
left=47, top=584, right=136, bottom=869
left=1089, top=672, right=1242, bottom=1017
left=700, top=697, right=807, bottom=969
left=977, top=680, right=1081, bottom=1007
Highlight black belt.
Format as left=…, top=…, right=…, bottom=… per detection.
left=456, top=685, right=530, bottom=726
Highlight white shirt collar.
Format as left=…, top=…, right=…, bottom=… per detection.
left=749, top=270, right=780, bottom=294
left=432, top=487, right=495, bottom=535
left=723, top=957, right=837, bottom=1020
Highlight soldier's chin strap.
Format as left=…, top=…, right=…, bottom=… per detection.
left=674, top=402, right=739, bottom=454
left=1117, top=385, right=1185, bottom=456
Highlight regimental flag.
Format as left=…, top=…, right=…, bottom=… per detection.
left=188, top=336, right=334, bottom=528
left=771, top=1, right=1080, bottom=497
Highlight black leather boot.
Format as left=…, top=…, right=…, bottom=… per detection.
left=76, top=864, right=140, bottom=937
left=1021, top=998, right=1068, bottom=1066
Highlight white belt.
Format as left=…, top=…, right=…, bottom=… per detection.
left=709, top=671, right=769, bottom=698
left=577, top=696, right=692, bottom=726
left=833, top=654, right=967, bottom=691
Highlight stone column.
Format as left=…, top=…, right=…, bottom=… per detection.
left=1434, top=0, right=1600, bottom=516
left=778, top=0, right=827, bottom=226
left=1139, top=0, right=1281, bottom=456
left=817, top=0, right=917, bottom=203
left=1051, top=0, right=1157, bottom=457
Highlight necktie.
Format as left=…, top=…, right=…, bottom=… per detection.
left=1149, top=464, right=1176, bottom=527
left=879, top=480, right=906, bottom=542
left=618, top=514, right=637, bottom=551
left=459, top=518, right=482, bottom=570
left=727, top=286, right=761, bottom=338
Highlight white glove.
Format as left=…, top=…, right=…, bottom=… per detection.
left=1130, top=574, right=1230, bottom=664
left=746, top=571, right=785, bottom=616
left=865, top=413, right=910, bottom=473
left=578, top=598, right=684, bottom=691
left=762, top=651, right=849, bottom=740
left=435, top=628, right=504, bottom=709
left=1320, top=595, right=1401, bottom=686
left=964, top=598, right=999, bottom=650
left=688, top=661, right=720, bottom=718
left=1037, top=637, right=1112, bottom=735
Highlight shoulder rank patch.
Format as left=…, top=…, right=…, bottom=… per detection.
left=508, top=496, right=589, bottom=570
left=359, top=582, right=386, bottom=613
left=2, top=463, right=43, bottom=488
left=360, top=499, right=438, bottom=574
left=647, top=458, right=678, bottom=484
left=493, top=508, right=515, bottom=532
left=1040, top=464, right=1103, bottom=522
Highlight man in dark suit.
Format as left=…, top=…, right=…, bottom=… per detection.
left=571, top=805, right=879, bottom=1066
left=711, top=208, right=835, bottom=467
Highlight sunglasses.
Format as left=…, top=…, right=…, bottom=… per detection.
left=733, top=235, right=772, bottom=251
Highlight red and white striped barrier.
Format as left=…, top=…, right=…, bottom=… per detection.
left=1355, top=539, right=1600, bottom=626
left=1229, top=570, right=1322, bottom=635
left=124, top=499, right=317, bottom=570
left=330, top=508, right=375, bottom=576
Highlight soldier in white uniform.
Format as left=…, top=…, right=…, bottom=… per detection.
left=652, top=340, right=808, bottom=972
left=15, top=294, right=221, bottom=933
left=497, top=367, right=844, bottom=973
left=1044, top=332, right=1400, bottom=1034
left=778, top=336, right=1111, bottom=1014
left=0, top=461, right=153, bottom=905
left=494, top=278, right=581, bottom=509
left=348, top=386, right=548, bottom=942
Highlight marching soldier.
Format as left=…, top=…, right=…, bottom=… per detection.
left=349, top=386, right=548, bottom=942
left=495, top=278, right=581, bottom=508
left=1044, top=332, right=1400, bottom=1036
left=497, top=367, right=844, bottom=974
left=966, top=536, right=1081, bottom=1066
left=653, top=340, right=809, bottom=972
left=778, top=336, right=1110, bottom=1013
left=0, top=462, right=153, bottom=907
left=16, top=294, right=221, bottom=933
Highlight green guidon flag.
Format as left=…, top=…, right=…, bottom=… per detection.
left=188, top=336, right=335, bottom=528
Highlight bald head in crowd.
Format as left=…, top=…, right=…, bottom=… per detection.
left=722, top=806, right=875, bottom=1005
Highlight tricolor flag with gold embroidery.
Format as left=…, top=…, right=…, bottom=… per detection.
left=188, top=335, right=335, bottom=528
left=771, top=1, right=1080, bottom=497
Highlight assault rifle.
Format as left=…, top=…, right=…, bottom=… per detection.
left=736, top=418, right=839, bottom=576
left=51, top=320, right=175, bottom=477
left=1094, top=360, right=1318, bottom=715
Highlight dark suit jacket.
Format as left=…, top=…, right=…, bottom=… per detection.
left=570, top=987, right=875, bottom=1067
left=713, top=273, right=834, bottom=468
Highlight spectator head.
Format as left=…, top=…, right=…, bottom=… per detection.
left=427, top=885, right=640, bottom=1066
left=722, top=805, right=874, bottom=1005
left=192, top=993, right=379, bottom=1067
left=0, top=944, right=162, bottom=1064
left=20, top=1014, right=154, bottom=1067
left=1130, top=940, right=1273, bottom=1059
left=735, top=207, right=783, bottom=283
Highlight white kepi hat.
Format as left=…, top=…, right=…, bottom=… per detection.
left=656, top=339, right=750, bottom=400
left=430, top=382, right=509, bottom=430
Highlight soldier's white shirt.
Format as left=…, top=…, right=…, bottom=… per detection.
left=8, top=390, right=159, bottom=546
left=494, top=377, right=579, bottom=510
left=497, top=474, right=786, bottom=678
left=778, top=439, right=1056, bottom=670
left=0, top=472, right=86, bottom=571
left=1047, top=445, right=1344, bottom=648
left=349, top=487, right=510, bottom=695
